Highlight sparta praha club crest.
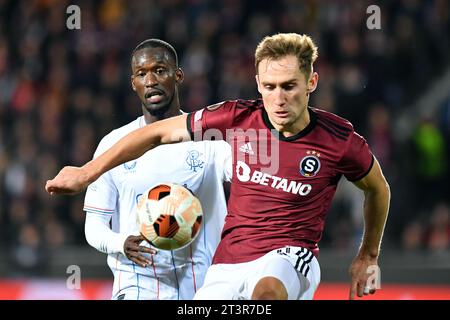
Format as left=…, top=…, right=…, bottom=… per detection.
left=300, top=152, right=321, bottom=177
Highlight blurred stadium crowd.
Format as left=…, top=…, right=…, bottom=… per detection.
left=0, top=0, right=449, bottom=276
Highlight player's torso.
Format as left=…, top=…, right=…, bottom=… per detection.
left=107, top=118, right=227, bottom=273
left=214, top=108, right=349, bottom=263
left=228, top=109, right=344, bottom=216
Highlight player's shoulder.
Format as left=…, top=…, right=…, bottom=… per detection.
left=187, top=139, right=231, bottom=158
left=312, top=107, right=354, bottom=130
left=201, top=139, right=231, bottom=154
left=311, top=107, right=355, bottom=140
left=234, top=98, right=264, bottom=110
left=212, top=98, right=264, bottom=112
left=96, top=117, right=142, bottom=153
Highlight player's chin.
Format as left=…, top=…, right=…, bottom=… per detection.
left=144, top=102, right=170, bottom=114
left=273, top=118, right=293, bottom=128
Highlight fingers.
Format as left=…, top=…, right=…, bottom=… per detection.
left=363, top=286, right=370, bottom=295
left=126, top=251, right=152, bottom=267
left=349, top=281, right=357, bottom=300
left=357, top=282, right=365, bottom=297
left=125, top=247, right=152, bottom=266
left=124, top=235, right=157, bottom=267
left=126, top=251, right=151, bottom=267
left=45, top=180, right=68, bottom=195
left=138, top=245, right=157, bottom=255
left=134, top=235, right=158, bottom=254
left=45, top=185, right=77, bottom=196
left=366, top=286, right=376, bottom=295
left=45, top=180, right=56, bottom=194
left=350, top=282, right=377, bottom=300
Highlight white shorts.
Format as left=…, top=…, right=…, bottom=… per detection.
left=193, top=246, right=321, bottom=300
left=111, top=262, right=207, bottom=300
left=112, top=270, right=178, bottom=300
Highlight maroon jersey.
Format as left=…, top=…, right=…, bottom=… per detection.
left=187, top=99, right=374, bottom=264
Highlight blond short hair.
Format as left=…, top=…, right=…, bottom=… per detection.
left=255, top=33, right=318, bottom=80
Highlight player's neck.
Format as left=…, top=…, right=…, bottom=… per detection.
left=143, top=104, right=182, bottom=125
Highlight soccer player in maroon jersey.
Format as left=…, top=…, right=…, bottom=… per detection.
left=46, top=33, right=390, bottom=300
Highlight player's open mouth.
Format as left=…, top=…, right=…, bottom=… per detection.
left=145, top=91, right=165, bottom=104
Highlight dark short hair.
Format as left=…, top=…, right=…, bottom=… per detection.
left=131, top=39, right=179, bottom=67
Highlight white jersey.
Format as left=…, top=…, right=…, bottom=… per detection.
left=84, top=116, right=231, bottom=299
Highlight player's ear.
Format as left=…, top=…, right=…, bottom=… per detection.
left=175, top=68, right=184, bottom=85
left=306, top=71, right=318, bottom=95
left=255, top=75, right=262, bottom=94
left=131, top=75, right=137, bottom=92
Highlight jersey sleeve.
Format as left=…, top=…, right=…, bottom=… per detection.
left=83, top=137, right=118, bottom=216
left=213, top=141, right=233, bottom=182
left=338, top=131, right=374, bottom=182
left=186, top=100, right=238, bottom=141
left=85, top=212, right=128, bottom=255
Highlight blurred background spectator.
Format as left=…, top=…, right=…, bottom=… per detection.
left=0, top=0, right=449, bottom=277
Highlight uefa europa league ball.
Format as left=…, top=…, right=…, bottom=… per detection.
left=137, top=183, right=203, bottom=250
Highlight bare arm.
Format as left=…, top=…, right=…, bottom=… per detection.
left=348, top=157, right=390, bottom=299
left=45, top=114, right=190, bottom=195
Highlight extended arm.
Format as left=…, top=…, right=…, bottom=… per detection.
left=45, top=114, right=189, bottom=195
left=348, top=157, right=390, bottom=299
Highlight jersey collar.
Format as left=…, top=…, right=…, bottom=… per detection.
left=262, top=107, right=317, bottom=142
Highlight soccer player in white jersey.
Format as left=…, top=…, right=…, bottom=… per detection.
left=83, top=39, right=232, bottom=300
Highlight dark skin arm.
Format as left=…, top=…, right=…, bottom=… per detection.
left=348, top=157, right=390, bottom=300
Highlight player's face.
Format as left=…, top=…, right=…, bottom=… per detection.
left=131, top=47, right=183, bottom=116
left=256, top=55, right=318, bottom=135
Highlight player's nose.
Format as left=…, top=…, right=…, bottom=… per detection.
left=273, top=88, right=286, bottom=106
left=145, top=73, right=158, bottom=87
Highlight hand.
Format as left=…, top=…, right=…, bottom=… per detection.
left=45, top=166, right=91, bottom=195
left=124, top=235, right=157, bottom=268
left=349, top=254, right=379, bottom=300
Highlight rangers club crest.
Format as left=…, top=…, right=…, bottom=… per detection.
left=186, top=150, right=204, bottom=172
left=300, top=151, right=321, bottom=177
